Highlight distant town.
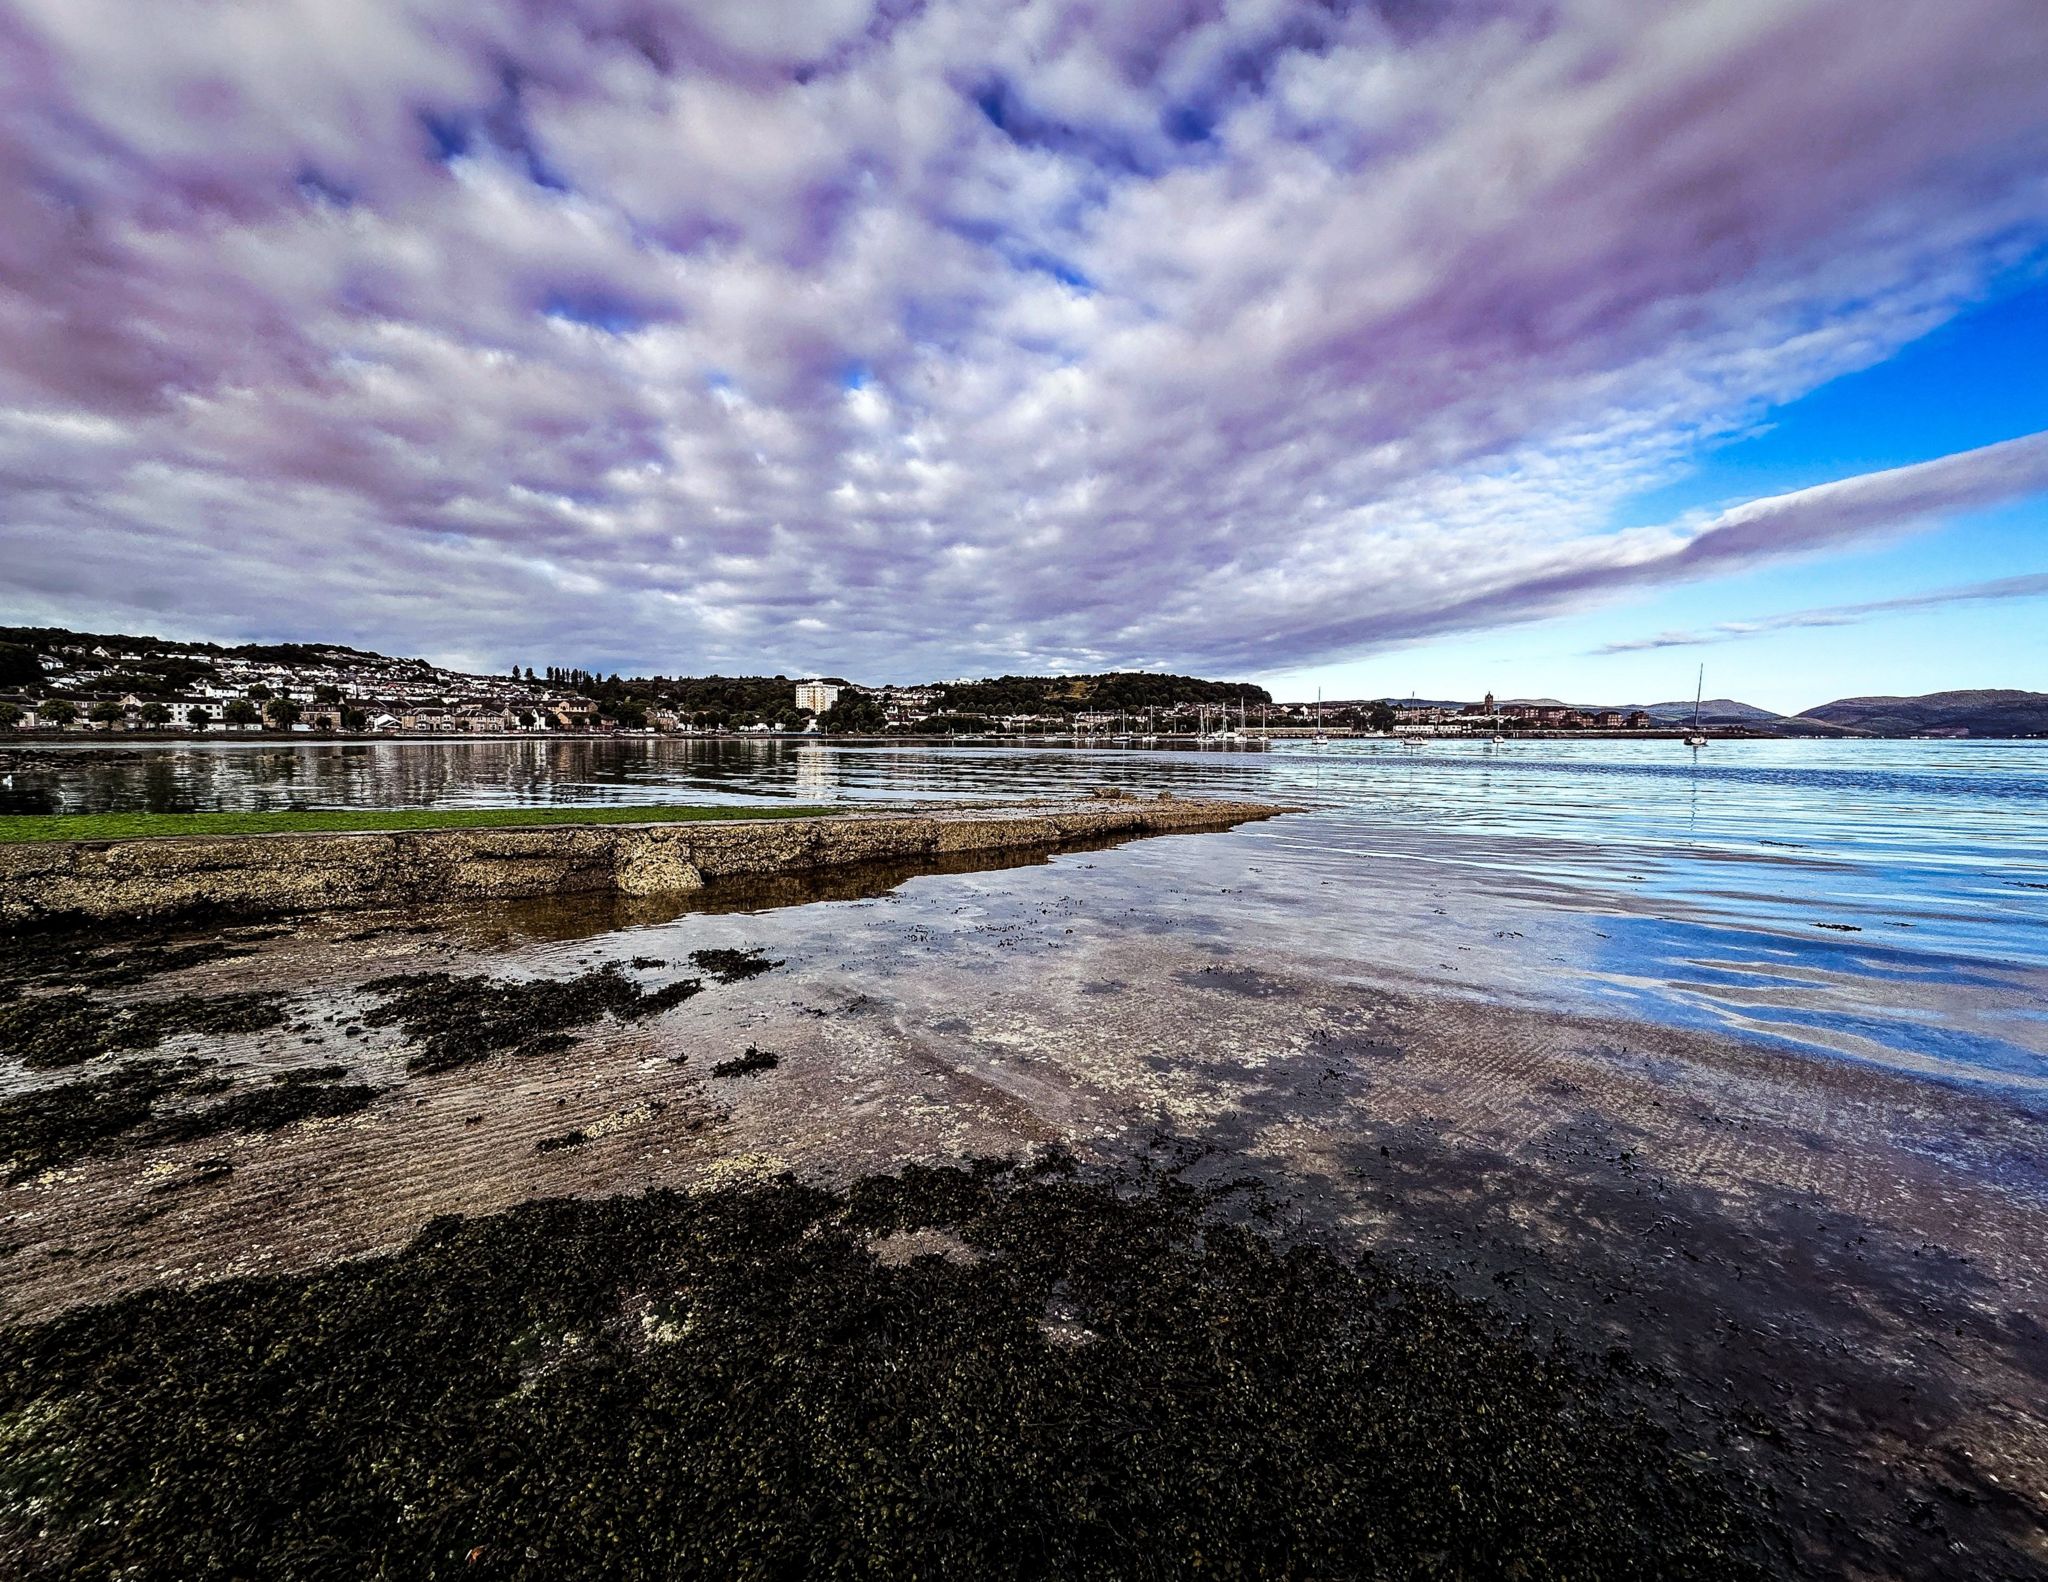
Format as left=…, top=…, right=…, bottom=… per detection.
left=1, top=627, right=2041, bottom=739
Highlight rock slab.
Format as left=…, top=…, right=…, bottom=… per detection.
left=0, top=798, right=1287, bottom=926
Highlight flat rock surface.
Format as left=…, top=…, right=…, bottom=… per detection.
left=0, top=795, right=1287, bottom=923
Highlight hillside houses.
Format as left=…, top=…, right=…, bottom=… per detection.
left=0, top=635, right=605, bottom=736
left=1, top=628, right=1701, bottom=742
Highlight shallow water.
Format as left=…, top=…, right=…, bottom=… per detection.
left=8, top=741, right=2046, bottom=1576
left=5, top=736, right=2045, bottom=1090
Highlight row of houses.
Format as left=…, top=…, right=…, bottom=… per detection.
left=37, top=645, right=547, bottom=712
left=1388, top=693, right=1653, bottom=734
left=0, top=692, right=610, bottom=734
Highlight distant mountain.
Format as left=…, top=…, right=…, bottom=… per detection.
left=1627, top=698, right=1784, bottom=723
left=1796, top=689, right=2048, bottom=738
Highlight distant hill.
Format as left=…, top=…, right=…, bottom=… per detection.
left=1796, top=689, right=2048, bottom=738
left=933, top=673, right=1269, bottom=716
left=1625, top=698, right=1784, bottom=724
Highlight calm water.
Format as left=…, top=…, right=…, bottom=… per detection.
left=6, top=736, right=2045, bottom=1092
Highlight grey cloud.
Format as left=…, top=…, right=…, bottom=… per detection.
left=2, top=1, right=2047, bottom=679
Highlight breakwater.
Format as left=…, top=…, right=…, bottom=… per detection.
left=0, top=795, right=1285, bottom=926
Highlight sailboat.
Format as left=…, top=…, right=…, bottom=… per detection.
left=1684, top=666, right=1708, bottom=749
left=1312, top=688, right=1328, bottom=743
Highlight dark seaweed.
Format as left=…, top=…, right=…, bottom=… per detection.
left=359, top=967, right=702, bottom=1075
left=0, top=991, right=288, bottom=1071
left=534, top=1129, right=588, bottom=1153
left=511, top=1033, right=579, bottom=1060
left=0, top=1057, right=378, bottom=1179
left=0, top=925, right=275, bottom=996
left=0, top=995, right=119, bottom=1070
left=274, top=1064, right=352, bottom=1085
left=688, top=946, right=780, bottom=984
left=0, top=1059, right=212, bottom=1181
left=710, top=1044, right=779, bottom=1078
left=157, top=1081, right=382, bottom=1141
left=0, top=1159, right=1778, bottom=1580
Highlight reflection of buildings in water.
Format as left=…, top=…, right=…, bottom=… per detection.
left=793, top=744, right=832, bottom=799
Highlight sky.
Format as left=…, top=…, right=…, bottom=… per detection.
left=1, top=0, right=2046, bottom=714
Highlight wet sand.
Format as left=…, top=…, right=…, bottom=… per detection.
left=3, top=832, right=2045, bottom=1579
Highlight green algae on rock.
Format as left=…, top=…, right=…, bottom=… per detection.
left=0, top=804, right=832, bottom=845
left=0, top=1158, right=1779, bottom=1580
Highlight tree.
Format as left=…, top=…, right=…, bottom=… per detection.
left=223, top=700, right=261, bottom=728
left=312, top=683, right=342, bottom=704
left=89, top=700, right=126, bottom=730
left=138, top=702, right=173, bottom=728
left=41, top=700, right=77, bottom=728
left=0, top=642, right=40, bottom=688
left=821, top=693, right=889, bottom=735
left=266, top=697, right=302, bottom=729
left=0, top=702, right=21, bottom=730
left=341, top=707, right=367, bottom=733
left=246, top=683, right=272, bottom=702
left=187, top=706, right=211, bottom=732
left=1367, top=702, right=1397, bottom=734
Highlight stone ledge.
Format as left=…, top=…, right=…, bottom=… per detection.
left=0, top=797, right=1290, bottom=926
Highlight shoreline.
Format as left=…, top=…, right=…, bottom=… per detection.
left=10, top=726, right=2021, bottom=745
left=1, top=890, right=2041, bottom=1577
left=1, top=781, right=2040, bottom=1577
left=0, top=794, right=1288, bottom=926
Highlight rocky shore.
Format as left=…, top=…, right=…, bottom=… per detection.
left=2, top=787, right=2040, bottom=1579
left=0, top=794, right=1285, bottom=926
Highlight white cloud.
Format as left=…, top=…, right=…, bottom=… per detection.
left=1, top=0, right=2046, bottom=676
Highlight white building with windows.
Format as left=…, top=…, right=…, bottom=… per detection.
left=795, top=680, right=840, bottom=713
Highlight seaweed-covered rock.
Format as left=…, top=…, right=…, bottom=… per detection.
left=0, top=1059, right=219, bottom=1180
left=359, top=966, right=702, bottom=1075
left=0, top=1159, right=1779, bottom=1580
left=156, top=1076, right=382, bottom=1141
left=0, top=923, right=274, bottom=997
left=0, top=1059, right=378, bottom=1179
left=687, top=947, right=780, bottom=984
left=710, top=1044, right=779, bottom=1078
left=0, top=990, right=287, bottom=1071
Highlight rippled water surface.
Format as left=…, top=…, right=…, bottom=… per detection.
left=6, top=736, right=2045, bottom=1091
